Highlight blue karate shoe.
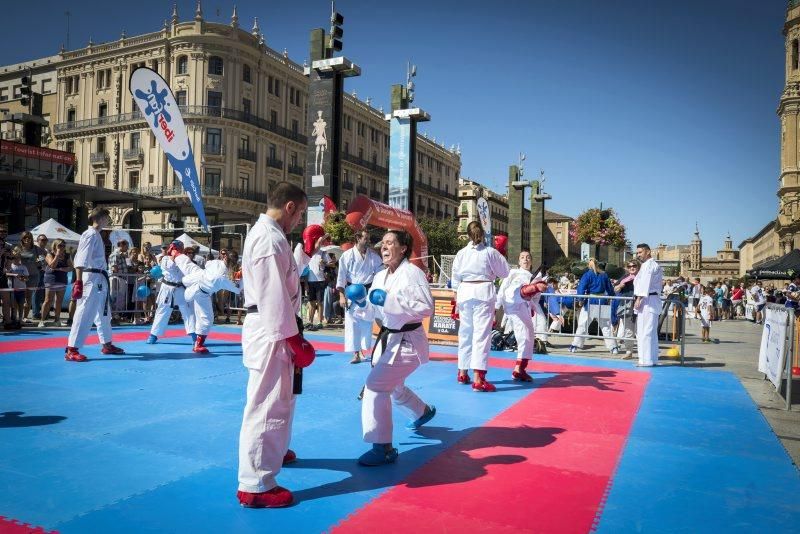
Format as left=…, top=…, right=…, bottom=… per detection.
left=190, top=332, right=197, bottom=342
left=358, top=444, right=399, bottom=466
left=146, top=334, right=158, bottom=344
left=406, top=405, right=436, bottom=430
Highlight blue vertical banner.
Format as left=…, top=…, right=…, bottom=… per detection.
left=477, top=196, right=493, bottom=248
left=129, top=67, right=208, bottom=229
left=388, top=117, right=411, bottom=209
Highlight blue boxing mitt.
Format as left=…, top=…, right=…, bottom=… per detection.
left=368, top=288, right=387, bottom=307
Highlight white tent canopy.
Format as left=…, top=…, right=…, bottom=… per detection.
left=108, top=229, right=135, bottom=249
left=7, top=218, right=82, bottom=245
left=174, top=233, right=218, bottom=256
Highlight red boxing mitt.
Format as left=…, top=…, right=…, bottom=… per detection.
left=71, top=279, right=84, bottom=300
left=450, top=299, right=459, bottom=321
left=520, top=281, right=548, bottom=300
left=302, top=224, right=326, bottom=256
left=286, top=333, right=316, bottom=368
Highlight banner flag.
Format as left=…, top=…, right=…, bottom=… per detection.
left=477, top=197, right=493, bottom=247
left=388, top=117, right=411, bottom=210
left=129, top=67, right=208, bottom=229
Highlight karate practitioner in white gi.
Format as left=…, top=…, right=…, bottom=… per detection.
left=452, top=221, right=510, bottom=392
left=497, top=250, right=548, bottom=382
left=170, top=255, right=240, bottom=354
left=356, top=229, right=435, bottom=466
left=337, top=230, right=383, bottom=364
left=237, top=183, right=317, bottom=509
left=146, top=240, right=196, bottom=346
left=65, top=207, right=126, bottom=362
left=633, top=243, right=664, bottom=367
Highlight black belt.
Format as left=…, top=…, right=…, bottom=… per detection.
left=371, top=322, right=423, bottom=361
left=84, top=268, right=110, bottom=316
left=649, top=292, right=658, bottom=296
left=163, top=280, right=184, bottom=288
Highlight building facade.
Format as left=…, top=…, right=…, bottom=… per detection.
left=5, top=4, right=460, bottom=244
left=654, top=230, right=741, bottom=282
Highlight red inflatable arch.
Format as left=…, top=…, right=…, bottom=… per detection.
left=345, top=194, right=429, bottom=273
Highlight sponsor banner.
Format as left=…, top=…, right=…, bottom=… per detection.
left=306, top=71, right=336, bottom=208
left=477, top=197, right=493, bottom=247
left=129, top=67, right=208, bottom=228
left=758, top=306, right=789, bottom=389
left=388, top=117, right=411, bottom=210
left=0, top=140, right=75, bottom=164
left=373, top=288, right=459, bottom=345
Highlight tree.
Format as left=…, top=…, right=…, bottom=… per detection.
left=417, top=216, right=463, bottom=272
left=570, top=208, right=627, bottom=251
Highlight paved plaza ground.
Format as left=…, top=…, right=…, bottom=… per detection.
left=0, top=321, right=798, bottom=533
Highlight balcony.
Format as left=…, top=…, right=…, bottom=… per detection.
left=288, top=164, right=304, bottom=176
left=54, top=106, right=308, bottom=145
left=267, top=157, right=283, bottom=170
left=123, top=148, right=143, bottom=161
left=202, top=144, right=225, bottom=156
left=343, top=181, right=354, bottom=191
left=356, top=185, right=368, bottom=195
left=238, top=148, right=257, bottom=162
left=341, top=152, right=388, bottom=176
left=127, top=185, right=268, bottom=204
left=90, top=152, right=108, bottom=167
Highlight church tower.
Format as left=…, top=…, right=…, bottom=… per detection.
left=689, top=224, right=702, bottom=271
left=777, top=1, right=800, bottom=252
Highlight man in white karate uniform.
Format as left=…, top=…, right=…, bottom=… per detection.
left=236, top=182, right=317, bottom=509
left=337, top=230, right=383, bottom=364
left=633, top=243, right=664, bottom=367
left=147, top=240, right=196, bottom=346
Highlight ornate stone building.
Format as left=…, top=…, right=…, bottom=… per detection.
left=6, top=3, right=461, bottom=244
left=654, top=229, right=740, bottom=282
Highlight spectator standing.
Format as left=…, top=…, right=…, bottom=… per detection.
left=0, top=224, right=17, bottom=330
left=39, top=238, right=72, bottom=327
left=698, top=286, right=715, bottom=342
left=633, top=243, right=664, bottom=367
left=6, top=247, right=29, bottom=323
left=17, top=231, right=46, bottom=323
left=731, top=283, right=745, bottom=319
left=750, top=281, right=766, bottom=325
left=108, top=240, right=131, bottom=322
left=568, top=258, right=618, bottom=354
left=32, top=234, right=48, bottom=319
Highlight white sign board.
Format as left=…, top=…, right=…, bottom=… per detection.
left=758, top=306, right=789, bottom=390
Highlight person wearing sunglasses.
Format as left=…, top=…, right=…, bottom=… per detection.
left=609, top=260, right=640, bottom=358
left=17, top=231, right=46, bottom=324
left=39, top=239, right=72, bottom=327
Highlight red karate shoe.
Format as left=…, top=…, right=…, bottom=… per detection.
left=512, top=359, right=533, bottom=382
left=101, top=343, right=125, bottom=355
left=193, top=334, right=210, bottom=354
left=472, top=370, right=496, bottom=392
left=457, top=371, right=471, bottom=385
left=237, top=487, right=294, bottom=508
left=65, top=347, right=87, bottom=362
left=283, top=449, right=297, bottom=465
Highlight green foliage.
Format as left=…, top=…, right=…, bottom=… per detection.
left=570, top=208, right=627, bottom=248
left=322, top=211, right=354, bottom=246
left=418, top=216, right=463, bottom=271
left=549, top=256, right=583, bottom=277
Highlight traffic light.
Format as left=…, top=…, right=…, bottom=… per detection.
left=20, top=75, right=32, bottom=108
left=328, top=11, right=343, bottom=53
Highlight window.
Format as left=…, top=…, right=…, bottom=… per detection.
left=291, top=119, right=299, bottom=134
left=96, top=68, right=111, bottom=89
left=344, top=142, right=349, bottom=155
left=177, top=55, right=188, bottom=75
left=240, top=135, right=250, bottom=151
left=208, top=56, right=224, bottom=76
left=290, top=151, right=298, bottom=166
left=243, top=98, right=251, bottom=116
left=12, top=85, right=20, bottom=98
left=239, top=173, right=250, bottom=191
left=129, top=171, right=139, bottom=189
left=269, top=143, right=277, bottom=160
left=175, top=90, right=187, bottom=106
left=0, top=87, right=7, bottom=101
left=151, top=132, right=156, bottom=148
left=794, top=40, right=799, bottom=71
left=98, top=102, right=107, bottom=117
left=270, top=110, right=278, bottom=125
left=130, top=132, right=140, bottom=149
left=268, top=76, right=273, bottom=94
left=243, top=64, right=251, bottom=83
left=149, top=173, right=154, bottom=184
left=206, top=169, right=221, bottom=190
left=150, top=60, right=158, bottom=73
left=274, top=80, right=280, bottom=98
left=96, top=173, right=106, bottom=188
left=97, top=137, right=106, bottom=153
left=206, top=128, right=222, bottom=149
left=65, top=141, right=74, bottom=153
left=358, top=148, right=363, bottom=160
left=207, top=91, right=222, bottom=109
left=296, top=91, right=301, bottom=108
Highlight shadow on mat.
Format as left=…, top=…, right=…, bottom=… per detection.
left=535, top=370, right=624, bottom=392
left=0, top=411, right=66, bottom=428
left=290, top=425, right=564, bottom=502
left=0, top=331, right=50, bottom=337
left=89, top=352, right=222, bottom=362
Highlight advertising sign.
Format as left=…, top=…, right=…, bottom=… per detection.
left=758, top=306, right=789, bottom=389
left=129, top=67, right=208, bottom=228
left=477, top=197, right=493, bottom=247
left=388, top=117, right=411, bottom=210
left=306, top=70, right=339, bottom=208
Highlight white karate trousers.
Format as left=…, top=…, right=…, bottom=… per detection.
left=572, top=303, right=617, bottom=351
left=67, top=275, right=112, bottom=349
left=238, top=314, right=296, bottom=493
left=190, top=291, right=214, bottom=336
left=636, top=296, right=660, bottom=366
left=532, top=301, right=548, bottom=342
left=362, top=346, right=426, bottom=444
left=505, top=310, right=534, bottom=360
left=150, top=284, right=195, bottom=337
left=457, top=297, right=496, bottom=371
left=344, top=306, right=373, bottom=353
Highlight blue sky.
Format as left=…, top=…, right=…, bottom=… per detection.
left=1, top=0, right=786, bottom=252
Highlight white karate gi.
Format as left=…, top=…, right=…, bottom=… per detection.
left=497, top=268, right=535, bottom=361
left=67, top=227, right=113, bottom=349
left=634, top=257, right=664, bottom=366
left=150, top=255, right=195, bottom=337
left=174, top=257, right=240, bottom=336
left=361, top=259, right=433, bottom=444
left=238, top=214, right=304, bottom=493
left=452, top=243, right=510, bottom=372
left=336, top=246, right=384, bottom=353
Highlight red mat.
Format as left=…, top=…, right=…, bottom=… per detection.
left=331, top=362, right=649, bottom=534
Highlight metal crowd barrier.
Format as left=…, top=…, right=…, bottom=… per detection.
left=537, top=292, right=686, bottom=365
